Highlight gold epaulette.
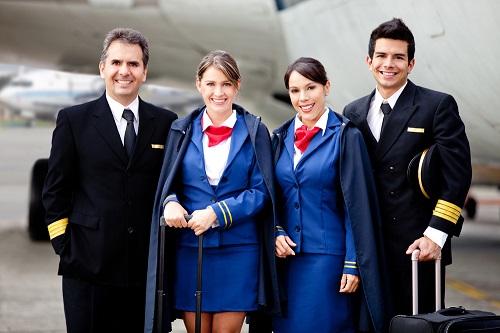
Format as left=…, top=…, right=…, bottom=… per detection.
left=47, top=218, right=69, bottom=240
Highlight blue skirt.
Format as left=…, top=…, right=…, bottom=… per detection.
left=174, top=244, right=259, bottom=312
left=273, top=253, right=355, bottom=333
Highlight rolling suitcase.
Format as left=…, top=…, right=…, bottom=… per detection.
left=389, top=249, right=500, bottom=332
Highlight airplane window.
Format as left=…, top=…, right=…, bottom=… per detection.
left=275, top=0, right=308, bottom=10
left=10, top=80, right=32, bottom=87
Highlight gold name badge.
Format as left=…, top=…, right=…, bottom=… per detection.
left=407, top=127, right=425, bottom=133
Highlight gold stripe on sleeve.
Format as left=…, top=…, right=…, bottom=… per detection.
left=162, top=194, right=177, bottom=207
left=221, top=201, right=233, bottom=228
left=47, top=218, right=69, bottom=240
left=216, top=202, right=228, bottom=229
left=344, top=261, right=357, bottom=269
left=433, top=200, right=462, bottom=224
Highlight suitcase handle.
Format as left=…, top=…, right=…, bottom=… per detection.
left=411, top=249, right=442, bottom=315
left=438, top=306, right=466, bottom=316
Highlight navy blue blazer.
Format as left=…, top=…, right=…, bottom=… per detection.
left=163, top=111, right=269, bottom=248
left=144, top=104, right=283, bottom=332
left=273, top=110, right=357, bottom=274
left=272, top=110, right=393, bottom=333
left=42, top=93, right=177, bottom=287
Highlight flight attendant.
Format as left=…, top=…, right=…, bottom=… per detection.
left=144, top=50, right=281, bottom=333
left=272, top=57, right=392, bottom=333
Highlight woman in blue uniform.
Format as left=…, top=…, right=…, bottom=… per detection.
left=271, top=58, right=393, bottom=333
left=143, top=50, right=281, bottom=333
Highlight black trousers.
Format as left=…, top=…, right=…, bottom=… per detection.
left=62, top=275, right=146, bottom=333
left=390, top=261, right=446, bottom=315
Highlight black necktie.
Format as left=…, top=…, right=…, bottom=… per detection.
left=380, top=102, right=392, bottom=134
left=122, top=109, right=136, bottom=159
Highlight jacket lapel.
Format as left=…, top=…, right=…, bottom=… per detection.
left=296, top=110, right=338, bottom=168
left=349, top=92, right=378, bottom=149
left=129, top=98, right=155, bottom=167
left=284, top=120, right=296, bottom=167
left=92, top=94, right=128, bottom=165
left=190, top=113, right=204, bottom=157
left=376, top=81, right=418, bottom=161
left=225, top=114, right=248, bottom=170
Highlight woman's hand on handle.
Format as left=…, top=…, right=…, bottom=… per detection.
left=163, top=201, right=188, bottom=228
left=188, top=207, right=217, bottom=236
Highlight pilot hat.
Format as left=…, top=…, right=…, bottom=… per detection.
left=407, top=144, right=440, bottom=200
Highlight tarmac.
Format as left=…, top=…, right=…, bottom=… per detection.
left=1, top=126, right=499, bottom=332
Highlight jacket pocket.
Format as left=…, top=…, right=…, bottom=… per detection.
left=69, top=211, right=99, bottom=229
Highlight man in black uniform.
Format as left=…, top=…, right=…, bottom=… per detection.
left=42, top=28, right=177, bottom=332
left=343, top=18, right=471, bottom=316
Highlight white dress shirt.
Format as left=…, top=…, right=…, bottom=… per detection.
left=106, top=94, right=139, bottom=145
left=202, top=110, right=237, bottom=186
left=293, top=107, right=328, bottom=169
left=367, top=84, right=404, bottom=142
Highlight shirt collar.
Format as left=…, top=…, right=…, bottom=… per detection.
left=202, top=109, right=237, bottom=131
left=374, top=82, right=407, bottom=109
left=106, top=93, right=139, bottom=123
left=294, top=107, right=329, bottom=136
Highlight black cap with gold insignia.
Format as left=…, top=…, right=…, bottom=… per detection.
left=407, top=144, right=440, bottom=200
left=407, top=144, right=465, bottom=237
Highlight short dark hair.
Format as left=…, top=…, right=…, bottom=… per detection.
left=284, top=57, right=328, bottom=89
left=100, top=28, right=149, bottom=67
left=368, top=18, right=415, bottom=63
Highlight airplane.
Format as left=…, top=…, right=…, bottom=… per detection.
left=0, top=63, right=22, bottom=89
left=0, top=0, right=499, bottom=239
left=0, top=68, right=105, bottom=122
left=0, top=67, right=203, bottom=124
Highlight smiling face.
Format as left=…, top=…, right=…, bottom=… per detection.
left=367, top=38, right=414, bottom=99
left=287, top=70, right=330, bottom=128
left=99, top=40, right=147, bottom=106
left=196, top=66, right=240, bottom=122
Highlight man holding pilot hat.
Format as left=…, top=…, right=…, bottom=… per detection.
left=343, top=17, right=472, bottom=319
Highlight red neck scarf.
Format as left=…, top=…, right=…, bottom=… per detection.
left=294, top=125, right=320, bottom=153
left=204, top=124, right=233, bottom=147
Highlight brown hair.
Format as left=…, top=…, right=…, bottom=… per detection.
left=196, top=50, right=241, bottom=88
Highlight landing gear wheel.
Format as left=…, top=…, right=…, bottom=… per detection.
left=28, top=158, right=49, bottom=241
left=464, top=196, right=477, bottom=220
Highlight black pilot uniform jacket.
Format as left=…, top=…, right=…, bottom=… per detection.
left=42, top=93, right=177, bottom=287
left=343, top=80, right=472, bottom=269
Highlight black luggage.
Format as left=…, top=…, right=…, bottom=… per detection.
left=389, top=249, right=500, bottom=333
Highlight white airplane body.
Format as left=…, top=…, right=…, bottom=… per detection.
left=0, top=68, right=202, bottom=120
left=0, top=69, right=104, bottom=119
left=0, top=0, right=499, bottom=184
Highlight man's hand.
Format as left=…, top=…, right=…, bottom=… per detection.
left=406, top=236, right=441, bottom=261
left=275, top=235, right=296, bottom=258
